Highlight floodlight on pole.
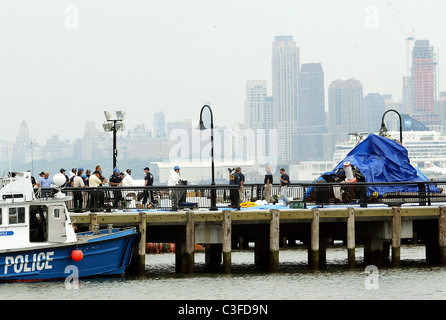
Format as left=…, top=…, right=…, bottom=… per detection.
left=103, top=110, right=126, bottom=169
left=104, top=111, right=112, bottom=121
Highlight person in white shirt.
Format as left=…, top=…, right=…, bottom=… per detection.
left=168, top=166, right=182, bottom=210
left=88, top=171, right=102, bottom=212
left=73, top=170, right=86, bottom=212
left=122, top=169, right=134, bottom=186
left=168, top=166, right=181, bottom=186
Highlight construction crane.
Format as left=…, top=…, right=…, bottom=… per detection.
left=385, top=0, right=415, bottom=76
left=406, top=29, right=415, bottom=76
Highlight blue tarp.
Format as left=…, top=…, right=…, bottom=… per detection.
left=305, top=134, right=439, bottom=199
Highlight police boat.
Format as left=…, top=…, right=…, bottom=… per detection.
left=0, top=172, right=138, bottom=282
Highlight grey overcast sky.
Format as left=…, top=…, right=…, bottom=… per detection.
left=1, top=0, right=445, bottom=144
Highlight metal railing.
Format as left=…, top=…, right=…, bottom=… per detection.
left=41, top=184, right=242, bottom=212
left=226, top=181, right=446, bottom=208
left=41, top=180, right=446, bottom=212
left=300, top=180, right=445, bottom=207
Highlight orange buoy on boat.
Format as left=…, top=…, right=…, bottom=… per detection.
left=71, top=249, right=84, bottom=261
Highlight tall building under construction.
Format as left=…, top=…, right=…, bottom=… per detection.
left=411, top=39, right=439, bottom=127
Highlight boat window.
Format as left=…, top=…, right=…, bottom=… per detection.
left=54, top=208, right=60, bottom=219
left=29, top=205, right=47, bottom=243
left=9, top=207, right=25, bottom=224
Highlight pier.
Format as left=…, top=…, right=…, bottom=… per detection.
left=69, top=205, right=446, bottom=274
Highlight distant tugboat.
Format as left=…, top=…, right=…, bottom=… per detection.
left=0, top=172, right=138, bottom=281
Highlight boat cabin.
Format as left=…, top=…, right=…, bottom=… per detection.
left=0, top=172, right=77, bottom=251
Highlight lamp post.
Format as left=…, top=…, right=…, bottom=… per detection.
left=103, top=110, right=126, bottom=169
left=379, top=109, right=403, bottom=144
left=197, top=105, right=217, bottom=211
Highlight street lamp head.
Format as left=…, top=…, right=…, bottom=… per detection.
left=379, top=122, right=388, bottom=137
left=197, top=119, right=207, bottom=130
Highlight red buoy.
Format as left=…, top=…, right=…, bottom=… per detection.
left=71, top=249, right=84, bottom=262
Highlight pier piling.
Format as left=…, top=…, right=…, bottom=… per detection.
left=439, top=206, right=446, bottom=264
left=269, top=209, right=280, bottom=272
left=364, top=239, right=384, bottom=266
left=127, top=212, right=146, bottom=275
left=347, top=207, right=355, bottom=268
left=222, top=210, right=232, bottom=273
left=309, top=209, right=319, bottom=269
left=391, top=207, right=402, bottom=266
left=185, top=211, right=195, bottom=273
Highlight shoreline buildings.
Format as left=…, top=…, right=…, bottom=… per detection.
left=4, top=35, right=446, bottom=183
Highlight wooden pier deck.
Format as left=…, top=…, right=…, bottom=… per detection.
left=70, top=206, right=446, bottom=274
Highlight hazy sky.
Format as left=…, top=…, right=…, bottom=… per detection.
left=1, top=0, right=445, bottom=144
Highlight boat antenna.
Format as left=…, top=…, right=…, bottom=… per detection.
left=7, top=141, right=14, bottom=203
left=31, top=140, right=34, bottom=175
left=7, top=141, right=12, bottom=177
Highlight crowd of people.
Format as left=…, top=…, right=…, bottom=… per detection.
left=29, top=164, right=292, bottom=210
left=229, top=166, right=291, bottom=207
left=30, top=165, right=154, bottom=212
left=32, top=165, right=137, bottom=189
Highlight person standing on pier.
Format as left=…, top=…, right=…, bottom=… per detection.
left=142, top=167, right=154, bottom=206
left=122, top=169, right=134, bottom=186
left=238, top=167, right=245, bottom=203
left=95, top=165, right=107, bottom=207
left=88, top=170, right=102, bottom=212
left=73, top=169, right=86, bottom=212
left=84, top=169, right=91, bottom=186
left=279, top=168, right=290, bottom=206
left=264, top=166, right=273, bottom=203
left=109, top=168, right=123, bottom=208
left=229, top=168, right=241, bottom=208
left=168, top=166, right=182, bottom=210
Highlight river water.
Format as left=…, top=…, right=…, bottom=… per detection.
left=1, top=244, right=446, bottom=302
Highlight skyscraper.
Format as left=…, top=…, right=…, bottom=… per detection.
left=292, top=63, right=329, bottom=161
left=271, top=35, right=299, bottom=161
left=154, top=111, right=166, bottom=138
left=245, top=80, right=267, bottom=129
left=411, top=40, right=439, bottom=126
left=244, top=80, right=274, bottom=130
left=328, top=78, right=363, bottom=142
left=362, top=93, right=386, bottom=134
left=244, top=81, right=275, bottom=162
left=298, top=63, right=325, bottom=129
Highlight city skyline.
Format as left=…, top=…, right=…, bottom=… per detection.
left=1, top=1, right=446, bottom=144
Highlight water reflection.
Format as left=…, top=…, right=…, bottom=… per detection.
left=2, top=245, right=446, bottom=300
